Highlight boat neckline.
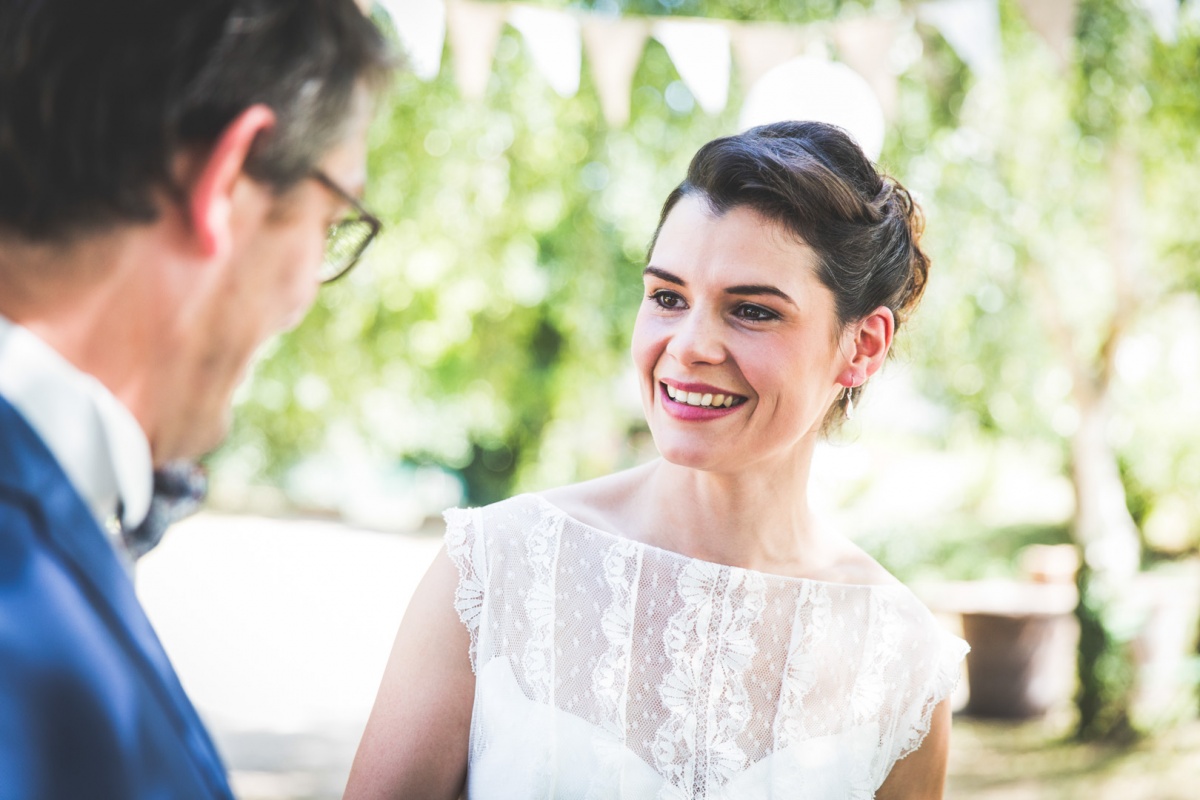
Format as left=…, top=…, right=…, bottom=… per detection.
left=502, top=493, right=908, bottom=592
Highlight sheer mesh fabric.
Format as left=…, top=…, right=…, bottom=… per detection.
left=446, top=494, right=968, bottom=800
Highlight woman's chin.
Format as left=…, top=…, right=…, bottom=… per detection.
left=653, top=440, right=732, bottom=473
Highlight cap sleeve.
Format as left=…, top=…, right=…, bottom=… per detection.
left=880, top=620, right=969, bottom=783
left=444, top=506, right=487, bottom=673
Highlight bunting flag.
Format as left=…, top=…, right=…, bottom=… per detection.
left=652, top=18, right=732, bottom=115
left=391, top=0, right=937, bottom=123
left=728, top=21, right=811, bottom=96
left=832, top=14, right=901, bottom=120
left=918, top=0, right=1001, bottom=77
left=445, top=0, right=508, bottom=100
left=379, top=0, right=447, bottom=81
left=378, top=0, right=1131, bottom=115
left=1133, top=0, right=1180, bottom=42
left=1013, top=0, right=1079, bottom=70
left=509, top=6, right=582, bottom=97
left=581, top=16, right=650, bottom=127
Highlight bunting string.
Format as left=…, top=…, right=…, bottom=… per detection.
left=379, top=0, right=1095, bottom=129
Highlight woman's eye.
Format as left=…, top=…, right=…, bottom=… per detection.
left=736, top=304, right=778, bottom=321
left=651, top=290, right=685, bottom=309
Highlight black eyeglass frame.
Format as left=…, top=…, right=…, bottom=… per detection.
left=311, top=169, right=382, bottom=284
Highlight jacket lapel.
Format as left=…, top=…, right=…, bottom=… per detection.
left=0, top=395, right=231, bottom=797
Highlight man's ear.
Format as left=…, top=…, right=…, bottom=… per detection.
left=845, top=305, right=895, bottom=381
left=187, top=104, right=277, bottom=260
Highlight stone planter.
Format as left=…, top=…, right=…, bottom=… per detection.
left=961, top=608, right=1078, bottom=718
left=920, top=579, right=1079, bottom=720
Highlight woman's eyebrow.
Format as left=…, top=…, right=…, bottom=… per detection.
left=644, top=267, right=797, bottom=308
left=726, top=284, right=797, bottom=307
left=643, top=266, right=685, bottom=285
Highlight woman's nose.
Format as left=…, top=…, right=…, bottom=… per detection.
left=665, top=310, right=726, bottom=365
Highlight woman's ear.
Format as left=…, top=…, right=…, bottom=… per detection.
left=186, top=104, right=277, bottom=260
left=846, top=305, right=895, bottom=380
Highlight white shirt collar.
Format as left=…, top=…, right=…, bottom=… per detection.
left=0, top=314, right=153, bottom=533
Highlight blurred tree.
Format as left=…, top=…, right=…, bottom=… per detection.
left=209, top=0, right=1200, bottom=735
left=903, top=0, right=1200, bottom=740
left=212, top=0, right=878, bottom=506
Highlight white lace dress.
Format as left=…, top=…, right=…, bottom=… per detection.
left=446, top=494, right=968, bottom=800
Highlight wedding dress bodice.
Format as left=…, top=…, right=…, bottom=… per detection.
left=446, top=494, right=967, bottom=799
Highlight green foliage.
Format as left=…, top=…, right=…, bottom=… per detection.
left=580, top=0, right=847, bottom=24
left=212, top=0, right=1200, bottom=547
left=1075, top=564, right=1140, bottom=742
left=1074, top=0, right=1155, bottom=139
left=860, top=519, right=1073, bottom=584
left=214, top=13, right=745, bottom=504
left=204, top=0, right=1200, bottom=735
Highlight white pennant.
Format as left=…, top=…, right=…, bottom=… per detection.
left=1013, top=0, right=1079, bottom=70
left=1133, top=0, right=1179, bottom=42
left=378, top=0, right=447, bottom=81
left=918, top=0, right=1001, bottom=76
left=509, top=5, right=581, bottom=98
left=652, top=18, right=731, bottom=115
left=445, top=0, right=508, bottom=101
left=832, top=14, right=903, bottom=120
left=581, top=17, right=650, bottom=127
left=728, top=21, right=811, bottom=96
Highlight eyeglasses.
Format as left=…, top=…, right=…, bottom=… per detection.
left=311, top=170, right=382, bottom=284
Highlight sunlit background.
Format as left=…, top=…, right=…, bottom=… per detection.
left=137, top=0, right=1200, bottom=797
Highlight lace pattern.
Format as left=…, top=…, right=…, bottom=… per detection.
left=774, top=581, right=831, bottom=750
left=652, top=562, right=766, bottom=799
left=522, top=506, right=563, bottom=704
left=890, top=629, right=972, bottom=769
left=444, top=507, right=485, bottom=671
left=445, top=494, right=968, bottom=799
left=586, top=537, right=643, bottom=800
left=594, top=538, right=642, bottom=736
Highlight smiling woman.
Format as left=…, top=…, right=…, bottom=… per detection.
left=634, top=195, right=856, bottom=473
left=346, top=122, right=966, bottom=800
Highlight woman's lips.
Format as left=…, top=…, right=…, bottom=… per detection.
left=659, top=381, right=747, bottom=420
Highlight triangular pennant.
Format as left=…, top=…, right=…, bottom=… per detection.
left=509, top=5, right=581, bottom=98
left=1133, top=0, right=1179, bottom=43
left=832, top=14, right=902, bottom=120
left=581, top=17, right=650, bottom=127
left=445, top=0, right=508, bottom=100
left=1013, top=0, right=1079, bottom=70
left=728, top=21, right=811, bottom=96
left=652, top=18, right=731, bottom=115
left=918, top=0, right=1001, bottom=76
left=378, top=0, right=447, bottom=81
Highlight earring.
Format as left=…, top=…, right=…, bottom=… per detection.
left=843, top=385, right=855, bottom=420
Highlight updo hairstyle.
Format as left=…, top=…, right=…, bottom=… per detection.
left=648, top=121, right=930, bottom=421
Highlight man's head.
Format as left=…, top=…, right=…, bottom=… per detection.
left=0, top=0, right=393, bottom=462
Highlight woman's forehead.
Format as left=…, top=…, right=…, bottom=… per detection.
left=650, top=195, right=819, bottom=287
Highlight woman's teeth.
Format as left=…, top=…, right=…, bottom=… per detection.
left=665, top=384, right=737, bottom=408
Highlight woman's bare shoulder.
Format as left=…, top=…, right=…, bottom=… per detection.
left=535, top=461, right=657, bottom=538
left=805, top=527, right=904, bottom=588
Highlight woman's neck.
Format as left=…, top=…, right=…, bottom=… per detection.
left=629, top=450, right=839, bottom=577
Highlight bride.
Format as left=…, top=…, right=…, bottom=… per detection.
left=346, top=121, right=968, bottom=800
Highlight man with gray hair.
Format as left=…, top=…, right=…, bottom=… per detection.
left=0, top=2, right=393, bottom=796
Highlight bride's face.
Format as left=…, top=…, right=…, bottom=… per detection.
left=632, top=194, right=850, bottom=473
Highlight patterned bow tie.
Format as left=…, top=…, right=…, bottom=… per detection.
left=120, top=461, right=207, bottom=560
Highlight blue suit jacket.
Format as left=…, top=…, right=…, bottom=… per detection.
left=0, top=395, right=233, bottom=799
